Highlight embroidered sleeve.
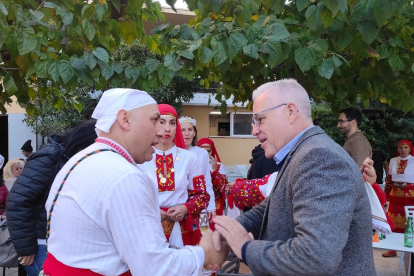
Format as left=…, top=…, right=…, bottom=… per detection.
left=384, top=174, right=393, bottom=195
left=211, top=165, right=228, bottom=199
left=231, top=175, right=271, bottom=210
left=186, top=175, right=210, bottom=224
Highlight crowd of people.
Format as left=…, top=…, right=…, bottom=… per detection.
left=0, top=79, right=409, bottom=275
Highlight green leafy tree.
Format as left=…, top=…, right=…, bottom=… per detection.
left=0, top=0, right=163, bottom=113
left=148, top=0, right=414, bottom=113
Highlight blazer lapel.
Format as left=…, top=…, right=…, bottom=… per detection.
left=258, top=126, right=326, bottom=238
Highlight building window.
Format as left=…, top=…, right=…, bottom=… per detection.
left=209, top=111, right=254, bottom=137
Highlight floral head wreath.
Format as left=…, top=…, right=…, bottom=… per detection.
left=179, top=116, right=197, bottom=126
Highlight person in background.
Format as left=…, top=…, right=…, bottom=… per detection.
left=21, top=140, right=33, bottom=158
left=3, top=159, right=24, bottom=191
left=139, top=104, right=210, bottom=247
left=180, top=116, right=216, bottom=220
left=0, top=175, right=9, bottom=218
left=246, top=144, right=278, bottom=181
left=6, top=120, right=97, bottom=276
left=383, top=140, right=414, bottom=257
left=337, top=107, right=372, bottom=167
left=196, top=138, right=228, bottom=231
left=372, top=148, right=389, bottom=184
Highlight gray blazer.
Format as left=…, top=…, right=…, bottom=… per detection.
left=238, top=126, right=375, bottom=276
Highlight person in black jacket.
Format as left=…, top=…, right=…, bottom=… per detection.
left=6, top=119, right=97, bottom=276
left=246, top=144, right=278, bottom=180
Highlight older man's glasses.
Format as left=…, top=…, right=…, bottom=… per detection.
left=251, top=103, right=287, bottom=127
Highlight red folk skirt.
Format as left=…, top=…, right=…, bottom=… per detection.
left=160, top=207, right=201, bottom=246
left=43, top=253, right=131, bottom=276
left=387, top=183, right=414, bottom=233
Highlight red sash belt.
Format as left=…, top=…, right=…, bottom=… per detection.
left=160, top=207, right=201, bottom=245
left=43, top=253, right=131, bottom=276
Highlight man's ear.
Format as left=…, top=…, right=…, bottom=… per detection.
left=116, top=109, right=130, bottom=131
left=287, top=103, right=299, bottom=122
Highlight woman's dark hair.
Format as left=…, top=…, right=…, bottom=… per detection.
left=191, top=125, right=198, bottom=147
left=56, top=119, right=97, bottom=159
left=0, top=175, right=4, bottom=187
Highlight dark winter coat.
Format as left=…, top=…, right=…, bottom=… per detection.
left=247, top=144, right=278, bottom=180
left=6, top=136, right=67, bottom=256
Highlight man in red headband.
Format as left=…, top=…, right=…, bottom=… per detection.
left=383, top=140, right=414, bottom=257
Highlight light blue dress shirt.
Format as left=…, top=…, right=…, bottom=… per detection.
left=274, top=126, right=315, bottom=164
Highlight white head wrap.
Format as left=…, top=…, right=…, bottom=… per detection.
left=179, top=116, right=197, bottom=126
left=92, top=88, right=157, bottom=135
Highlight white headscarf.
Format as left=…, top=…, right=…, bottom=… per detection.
left=92, top=88, right=157, bottom=135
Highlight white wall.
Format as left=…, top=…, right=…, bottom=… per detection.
left=8, top=114, right=36, bottom=160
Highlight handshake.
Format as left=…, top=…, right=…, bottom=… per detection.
left=198, top=216, right=255, bottom=271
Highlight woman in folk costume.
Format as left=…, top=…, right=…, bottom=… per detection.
left=383, top=140, right=414, bottom=257
left=179, top=116, right=216, bottom=220
left=139, top=104, right=210, bottom=246
left=196, top=138, right=228, bottom=230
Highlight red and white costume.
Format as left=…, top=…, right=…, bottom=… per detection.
left=385, top=140, right=414, bottom=233
left=44, top=89, right=204, bottom=276
left=229, top=172, right=278, bottom=210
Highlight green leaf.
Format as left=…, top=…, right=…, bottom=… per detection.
left=56, top=7, right=73, bottom=25
left=95, top=4, right=108, bottom=23
left=70, top=57, right=85, bottom=71
left=199, top=47, right=214, bottom=63
left=84, top=51, right=98, bottom=69
left=166, top=0, right=177, bottom=12
left=295, top=44, right=321, bottom=72
left=320, top=5, right=334, bottom=29
left=164, top=53, right=183, bottom=71
left=236, top=7, right=252, bottom=26
left=128, top=0, right=145, bottom=14
left=82, top=20, right=96, bottom=41
left=227, top=33, right=248, bottom=60
left=213, top=41, right=228, bottom=66
left=157, top=65, right=175, bottom=86
left=92, top=47, right=109, bottom=63
left=125, top=66, right=140, bottom=82
left=373, top=0, right=391, bottom=26
left=146, top=59, right=160, bottom=73
left=358, top=21, right=379, bottom=44
left=111, top=0, right=121, bottom=12
left=334, top=29, right=353, bottom=50
left=114, top=63, right=124, bottom=74
left=43, top=2, right=57, bottom=8
left=317, top=58, right=335, bottom=79
left=388, top=56, right=406, bottom=73
left=389, top=36, right=405, bottom=48
left=17, top=27, right=37, bottom=55
left=4, top=74, right=17, bottom=96
left=332, top=55, right=343, bottom=68
left=412, top=63, right=414, bottom=73
left=101, top=63, right=114, bottom=80
left=177, top=49, right=194, bottom=60
left=58, top=60, right=75, bottom=84
left=0, top=0, right=8, bottom=15
left=35, top=60, right=49, bottom=78
left=73, top=101, right=83, bottom=113
left=48, top=61, right=60, bottom=82
left=262, top=23, right=290, bottom=42
left=296, top=0, right=311, bottom=12
left=305, top=5, right=323, bottom=31
left=322, top=0, right=340, bottom=16
left=266, top=41, right=284, bottom=68
left=243, top=44, right=259, bottom=59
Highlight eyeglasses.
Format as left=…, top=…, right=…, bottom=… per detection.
left=337, top=119, right=350, bottom=124
left=251, top=103, right=287, bottom=127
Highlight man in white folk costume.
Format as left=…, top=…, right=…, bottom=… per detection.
left=43, top=88, right=227, bottom=276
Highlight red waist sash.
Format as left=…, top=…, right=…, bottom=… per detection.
left=43, top=253, right=131, bottom=276
left=160, top=207, right=201, bottom=245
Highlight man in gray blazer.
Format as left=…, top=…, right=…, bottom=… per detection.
left=213, top=79, right=375, bottom=276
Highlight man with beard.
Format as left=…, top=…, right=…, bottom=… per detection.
left=337, top=107, right=372, bottom=167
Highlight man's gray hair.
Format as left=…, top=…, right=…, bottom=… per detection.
left=252, top=79, right=312, bottom=118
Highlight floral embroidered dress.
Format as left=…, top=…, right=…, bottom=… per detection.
left=139, top=145, right=210, bottom=245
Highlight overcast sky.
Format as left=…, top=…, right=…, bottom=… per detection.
left=156, top=0, right=189, bottom=10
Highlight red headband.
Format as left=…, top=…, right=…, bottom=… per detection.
left=197, top=138, right=221, bottom=162
left=397, top=140, right=414, bottom=157
left=158, top=104, right=186, bottom=149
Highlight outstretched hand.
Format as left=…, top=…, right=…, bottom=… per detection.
left=360, top=158, right=376, bottom=185
left=199, top=229, right=229, bottom=271
left=213, top=216, right=254, bottom=259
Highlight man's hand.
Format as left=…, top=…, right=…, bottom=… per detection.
left=361, top=158, right=376, bottom=185
left=199, top=229, right=229, bottom=271
left=160, top=209, right=168, bottom=221
left=213, top=216, right=254, bottom=259
left=208, top=211, right=216, bottom=220
left=18, top=254, right=35, bottom=266
left=167, top=205, right=188, bottom=222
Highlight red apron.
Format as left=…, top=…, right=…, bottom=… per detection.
left=387, top=183, right=414, bottom=233
left=160, top=207, right=201, bottom=245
